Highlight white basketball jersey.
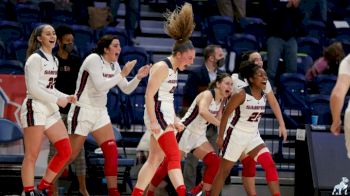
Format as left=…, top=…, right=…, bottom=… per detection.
left=75, top=53, right=123, bottom=108
left=181, top=89, right=221, bottom=134
left=228, top=87, right=266, bottom=133
left=155, top=58, right=178, bottom=102
left=144, top=58, right=177, bottom=130
left=24, top=49, right=65, bottom=112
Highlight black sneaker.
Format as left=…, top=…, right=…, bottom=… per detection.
left=25, top=190, right=41, bottom=196
left=38, top=189, right=50, bottom=196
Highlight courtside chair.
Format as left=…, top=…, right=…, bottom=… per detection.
left=0, top=118, right=24, bottom=195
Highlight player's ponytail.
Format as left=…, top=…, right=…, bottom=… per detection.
left=164, top=3, right=195, bottom=55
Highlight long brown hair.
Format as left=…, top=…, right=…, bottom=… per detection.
left=163, top=3, right=195, bottom=55
left=93, top=34, right=119, bottom=55
left=208, top=73, right=231, bottom=89
left=26, top=24, right=50, bottom=59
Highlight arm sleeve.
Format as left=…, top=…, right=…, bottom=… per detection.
left=85, top=54, right=124, bottom=91
left=114, top=62, right=141, bottom=94
left=25, top=54, right=58, bottom=103
left=117, top=77, right=141, bottom=94
left=52, top=88, right=68, bottom=98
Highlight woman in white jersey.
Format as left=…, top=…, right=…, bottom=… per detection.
left=146, top=73, right=233, bottom=196
left=131, top=3, right=195, bottom=196
left=64, top=34, right=150, bottom=196
left=233, top=51, right=287, bottom=196
left=330, top=54, right=350, bottom=158
left=211, top=62, right=281, bottom=196
left=20, top=24, right=76, bottom=196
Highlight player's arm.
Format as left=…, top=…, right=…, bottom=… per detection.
left=198, top=90, right=220, bottom=127
left=330, top=74, right=350, bottom=135
left=266, top=91, right=287, bottom=141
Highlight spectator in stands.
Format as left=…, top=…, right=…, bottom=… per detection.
left=330, top=54, right=350, bottom=158
left=233, top=51, right=287, bottom=196
left=266, top=0, right=303, bottom=87
left=131, top=3, right=195, bottom=196
left=211, top=62, right=281, bottom=196
left=182, top=44, right=225, bottom=191
left=147, top=73, right=233, bottom=196
left=59, top=34, right=150, bottom=196
left=47, top=25, right=89, bottom=196
left=110, top=0, right=140, bottom=43
left=217, top=0, right=246, bottom=21
left=305, top=42, right=345, bottom=81
left=20, top=24, right=75, bottom=196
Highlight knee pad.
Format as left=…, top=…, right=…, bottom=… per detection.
left=202, top=151, right=220, bottom=184
left=48, top=138, right=72, bottom=173
left=158, top=131, right=181, bottom=170
left=242, top=156, right=256, bottom=177
left=257, top=152, right=278, bottom=182
left=100, top=139, right=118, bottom=177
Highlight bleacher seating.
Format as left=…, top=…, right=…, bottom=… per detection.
left=0, top=21, right=24, bottom=45
left=118, top=46, right=149, bottom=77
left=205, top=15, right=236, bottom=47
left=0, top=59, right=24, bottom=74
left=7, top=40, right=28, bottom=64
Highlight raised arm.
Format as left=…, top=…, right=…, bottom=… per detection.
left=118, top=63, right=150, bottom=94
left=86, top=54, right=135, bottom=91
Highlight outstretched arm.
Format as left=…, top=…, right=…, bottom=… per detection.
left=330, top=74, right=350, bottom=135
left=266, top=91, right=287, bottom=141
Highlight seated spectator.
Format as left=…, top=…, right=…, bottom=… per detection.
left=305, top=42, right=345, bottom=81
